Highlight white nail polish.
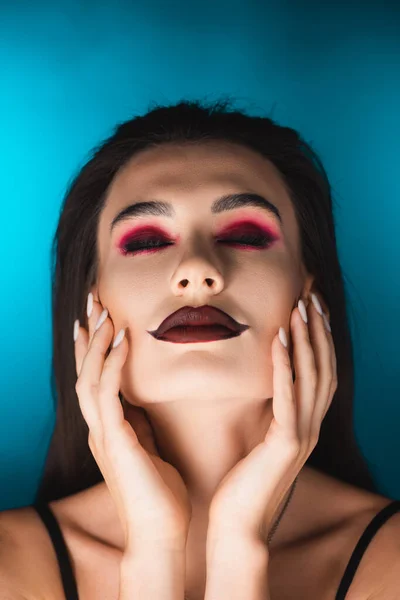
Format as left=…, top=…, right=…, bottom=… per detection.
left=298, top=299, right=308, bottom=324
left=279, top=327, right=288, bottom=348
left=94, top=308, right=108, bottom=332
left=87, top=292, right=93, bottom=318
left=323, top=313, right=331, bottom=332
left=113, top=328, right=125, bottom=348
left=73, top=319, right=80, bottom=342
left=311, top=293, right=323, bottom=316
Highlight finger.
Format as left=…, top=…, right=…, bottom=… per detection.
left=74, top=323, right=99, bottom=426
left=290, top=302, right=317, bottom=441
left=308, top=294, right=334, bottom=433
left=74, top=295, right=110, bottom=425
left=74, top=320, right=89, bottom=378
left=271, top=328, right=297, bottom=437
left=308, top=295, right=337, bottom=418
left=75, top=310, right=115, bottom=435
left=74, top=294, right=105, bottom=378
left=80, top=309, right=114, bottom=385
left=96, top=325, right=129, bottom=431
left=87, top=293, right=105, bottom=346
left=322, top=318, right=338, bottom=419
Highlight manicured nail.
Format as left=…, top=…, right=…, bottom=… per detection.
left=73, top=319, right=80, bottom=342
left=298, top=298, right=308, bottom=324
left=279, top=327, right=288, bottom=348
left=113, top=328, right=125, bottom=348
left=323, top=313, right=331, bottom=332
left=311, top=293, right=323, bottom=316
left=87, top=292, right=93, bottom=318
left=94, top=308, right=108, bottom=332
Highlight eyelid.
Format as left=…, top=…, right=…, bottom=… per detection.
left=216, top=219, right=280, bottom=239
left=115, top=217, right=281, bottom=247
left=116, top=224, right=177, bottom=247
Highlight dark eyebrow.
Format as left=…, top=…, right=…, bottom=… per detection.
left=109, top=193, right=283, bottom=234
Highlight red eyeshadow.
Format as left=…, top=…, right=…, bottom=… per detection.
left=215, top=217, right=280, bottom=239
left=117, top=224, right=177, bottom=248
left=115, top=214, right=281, bottom=256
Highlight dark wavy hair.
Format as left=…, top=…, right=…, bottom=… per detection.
left=35, top=96, right=378, bottom=504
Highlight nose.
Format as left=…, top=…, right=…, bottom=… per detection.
left=170, top=255, right=224, bottom=298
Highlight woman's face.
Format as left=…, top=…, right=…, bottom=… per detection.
left=93, top=141, right=313, bottom=408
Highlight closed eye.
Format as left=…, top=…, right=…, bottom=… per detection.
left=120, top=233, right=275, bottom=256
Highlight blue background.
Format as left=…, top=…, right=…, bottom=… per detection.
left=1, top=0, right=399, bottom=510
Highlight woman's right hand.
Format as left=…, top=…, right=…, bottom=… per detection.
left=73, top=294, right=192, bottom=554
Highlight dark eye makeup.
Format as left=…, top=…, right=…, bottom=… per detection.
left=116, top=219, right=281, bottom=257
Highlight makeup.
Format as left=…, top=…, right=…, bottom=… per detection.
left=116, top=217, right=281, bottom=257
left=149, top=324, right=246, bottom=344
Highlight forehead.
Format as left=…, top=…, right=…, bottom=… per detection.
left=99, top=141, right=300, bottom=250
left=106, top=141, right=291, bottom=205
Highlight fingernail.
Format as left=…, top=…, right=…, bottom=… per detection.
left=94, top=308, right=108, bottom=332
left=113, top=328, right=125, bottom=348
left=87, top=292, right=93, bottom=318
left=298, top=298, right=308, bottom=324
left=73, top=319, right=80, bottom=342
left=322, top=313, right=331, bottom=332
left=279, top=327, right=288, bottom=348
left=311, top=293, right=323, bottom=316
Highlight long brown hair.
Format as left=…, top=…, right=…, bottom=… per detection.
left=35, top=96, right=377, bottom=503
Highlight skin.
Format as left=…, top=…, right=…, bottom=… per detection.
left=0, top=141, right=397, bottom=600
left=94, top=143, right=316, bottom=487
left=86, top=140, right=325, bottom=588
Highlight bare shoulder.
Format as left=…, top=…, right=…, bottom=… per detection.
left=270, top=467, right=400, bottom=599
left=0, top=510, right=28, bottom=599
left=311, top=470, right=400, bottom=599
left=0, top=493, right=122, bottom=600
left=340, top=490, right=400, bottom=599
left=0, top=505, right=68, bottom=600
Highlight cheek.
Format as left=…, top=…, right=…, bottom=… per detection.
left=96, top=271, right=145, bottom=324
left=243, top=264, right=299, bottom=330
left=248, top=259, right=297, bottom=300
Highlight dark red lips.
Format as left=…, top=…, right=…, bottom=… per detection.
left=147, top=305, right=250, bottom=342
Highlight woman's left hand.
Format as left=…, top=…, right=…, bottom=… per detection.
left=207, top=292, right=337, bottom=546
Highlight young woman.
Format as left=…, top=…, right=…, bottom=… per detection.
left=1, top=98, right=399, bottom=599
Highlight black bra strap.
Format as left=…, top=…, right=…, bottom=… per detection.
left=33, top=497, right=400, bottom=600
left=33, top=502, right=79, bottom=600
left=335, top=499, right=400, bottom=599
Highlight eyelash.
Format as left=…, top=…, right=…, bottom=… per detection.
left=120, top=232, right=275, bottom=256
